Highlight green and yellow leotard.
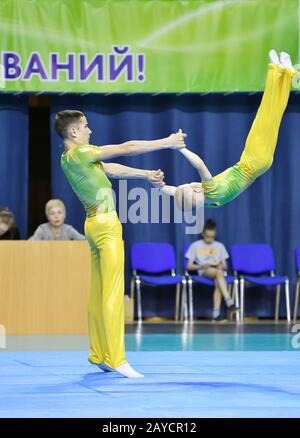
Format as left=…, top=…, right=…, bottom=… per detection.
left=202, top=64, right=298, bottom=208
left=61, top=145, right=115, bottom=216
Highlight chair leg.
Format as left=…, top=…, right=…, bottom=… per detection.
left=228, top=284, right=233, bottom=321
left=180, top=285, right=184, bottom=321
left=240, top=278, right=245, bottom=324
left=285, top=279, right=291, bottom=323
left=182, top=280, right=188, bottom=322
left=234, top=279, right=240, bottom=324
left=130, top=277, right=135, bottom=299
left=188, top=279, right=194, bottom=322
left=293, top=279, right=300, bottom=323
left=136, top=279, right=142, bottom=323
left=275, top=284, right=280, bottom=322
left=229, top=284, right=233, bottom=299
left=175, top=283, right=180, bottom=321
left=179, top=281, right=188, bottom=322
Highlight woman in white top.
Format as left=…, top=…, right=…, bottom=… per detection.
left=185, top=218, right=238, bottom=321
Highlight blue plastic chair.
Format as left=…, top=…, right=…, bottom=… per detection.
left=231, top=244, right=291, bottom=323
left=183, top=243, right=239, bottom=322
left=131, top=243, right=187, bottom=322
left=293, top=246, right=300, bottom=322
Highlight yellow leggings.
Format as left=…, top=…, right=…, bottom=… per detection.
left=84, top=210, right=127, bottom=368
left=203, top=64, right=297, bottom=207
left=239, top=63, right=297, bottom=179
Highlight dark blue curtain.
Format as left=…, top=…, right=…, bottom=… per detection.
left=0, top=94, right=28, bottom=238
left=50, top=92, right=300, bottom=318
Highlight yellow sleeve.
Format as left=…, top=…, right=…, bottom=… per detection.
left=87, top=145, right=102, bottom=163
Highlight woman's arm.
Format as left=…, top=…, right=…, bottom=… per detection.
left=218, top=259, right=227, bottom=270
left=28, top=226, right=44, bottom=240
left=179, top=148, right=213, bottom=181
left=158, top=185, right=177, bottom=197
left=187, top=259, right=207, bottom=271
left=68, top=226, right=86, bottom=241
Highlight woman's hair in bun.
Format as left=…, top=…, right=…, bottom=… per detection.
left=203, top=218, right=216, bottom=231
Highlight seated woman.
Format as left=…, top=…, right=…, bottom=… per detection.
left=0, top=208, right=20, bottom=240
left=159, top=50, right=298, bottom=211
left=29, top=199, right=86, bottom=240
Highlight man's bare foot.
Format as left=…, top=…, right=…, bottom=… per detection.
left=96, top=363, right=114, bottom=372
left=114, top=362, right=144, bottom=378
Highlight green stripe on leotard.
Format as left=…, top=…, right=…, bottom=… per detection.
left=202, top=163, right=252, bottom=208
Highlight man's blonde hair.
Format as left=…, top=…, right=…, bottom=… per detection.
left=45, top=199, right=66, bottom=217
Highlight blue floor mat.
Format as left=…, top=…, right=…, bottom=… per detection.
left=0, top=350, right=300, bottom=418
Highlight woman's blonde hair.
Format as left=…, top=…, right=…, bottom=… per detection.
left=0, top=208, right=15, bottom=228
left=45, top=199, right=66, bottom=217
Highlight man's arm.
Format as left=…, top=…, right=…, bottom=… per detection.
left=178, top=148, right=213, bottom=181
left=90, top=130, right=186, bottom=161
left=102, top=162, right=164, bottom=186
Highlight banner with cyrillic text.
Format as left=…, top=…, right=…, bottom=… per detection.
left=0, top=0, right=298, bottom=93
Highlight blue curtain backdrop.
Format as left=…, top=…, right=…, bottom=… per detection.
left=0, top=95, right=28, bottom=238
left=50, top=90, right=300, bottom=319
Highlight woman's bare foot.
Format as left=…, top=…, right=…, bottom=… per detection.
left=269, top=49, right=280, bottom=65
left=279, top=51, right=296, bottom=71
